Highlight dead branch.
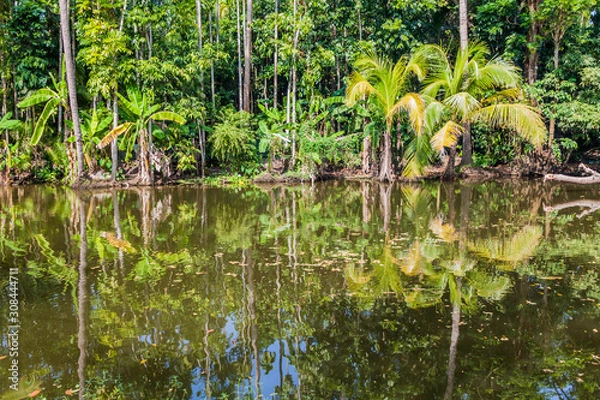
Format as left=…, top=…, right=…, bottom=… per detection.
left=544, top=163, right=600, bottom=184
left=544, top=199, right=600, bottom=218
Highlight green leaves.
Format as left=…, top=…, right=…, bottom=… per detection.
left=149, top=111, right=186, bottom=125
left=31, top=98, right=61, bottom=146
left=16, top=88, right=57, bottom=108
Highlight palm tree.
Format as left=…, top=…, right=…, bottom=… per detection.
left=98, top=86, right=186, bottom=185
left=346, top=51, right=427, bottom=181
left=420, top=43, right=546, bottom=177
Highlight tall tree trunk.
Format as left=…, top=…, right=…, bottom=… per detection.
left=111, top=1, right=127, bottom=182
left=197, top=119, right=206, bottom=177
left=525, top=0, right=541, bottom=84
left=0, top=41, right=7, bottom=184
left=273, top=0, right=279, bottom=108
left=459, top=0, right=468, bottom=50
left=236, top=0, right=243, bottom=110
left=195, top=0, right=207, bottom=176
left=59, top=0, right=85, bottom=180
left=209, top=10, right=215, bottom=106
left=362, top=134, right=371, bottom=175
left=357, top=1, right=363, bottom=40
left=378, top=124, right=393, bottom=181
left=243, top=0, right=253, bottom=112
left=139, top=129, right=151, bottom=185
left=58, top=38, right=63, bottom=138
left=111, top=93, right=119, bottom=181
left=458, top=0, right=473, bottom=166
left=290, top=0, right=299, bottom=168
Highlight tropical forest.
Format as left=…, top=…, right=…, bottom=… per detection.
left=1, top=0, right=600, bottom=399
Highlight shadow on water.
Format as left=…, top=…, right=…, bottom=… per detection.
left=1, top=180, right=600, bottom=399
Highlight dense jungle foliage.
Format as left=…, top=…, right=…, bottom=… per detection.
left=0, top=0, right=599, bottom=184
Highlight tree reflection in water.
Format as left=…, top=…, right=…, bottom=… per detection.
left=0, top=181, right=599, bottom=399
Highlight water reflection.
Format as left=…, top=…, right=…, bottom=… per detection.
left=1, top=181, right=600, bottom=399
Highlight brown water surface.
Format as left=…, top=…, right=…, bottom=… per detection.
left=1, top=181, right=599, bottom=399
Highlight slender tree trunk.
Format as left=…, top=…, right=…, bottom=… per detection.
left=290, top=0, right=299, bottom=168
left=59, top=0, right=85, bottom=180
left=197, top=119, right=206, bottom=177
left=362, top=134, right=371, bottom=175
left=209, top=11, right=215, bottom=106
left=461, top=120, right=473, bottom=166
left=378, top=124, right=393, bottom=181
left=119, top=0, right=127, bottom=31
left=111, top=93, right=119, bottom=181
left=459, top=0, right=468, bottom=50
left=111, top=1, right=127, bottom=182
left=195, top=0, right=207, bottom=176
left=273, top=0, right=279, bottom=108
left=243, top=0, right=253, bottom=112
left=139, top=128, right=151, bottom=185
left=58, top=38, right=63, bottom=138
left=458, top=0, right=473, bottom=166
left=0, top=41, right=8, bottom=184
left=553, top=39, right=560, bottom=70
left=236, top=0, right=243, bottom=110
left=526, top=0, right=541, bottom=84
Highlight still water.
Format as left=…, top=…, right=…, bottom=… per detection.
left=1, top=181, right=599, bottom=399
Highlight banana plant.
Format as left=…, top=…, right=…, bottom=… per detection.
left=98, top=86, right=186, bottom=185
left=257, top=103, right=291, bottom=171
left=68, top=109, right=112, bottom=173
left=17, top=73, right=68, bottom=146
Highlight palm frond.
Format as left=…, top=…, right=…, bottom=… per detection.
left=400, top=240, right=425, bottom=276
left=429, top=217, right=457, bottom=242
left=482, top=88, right=523, bottom=104
left=468, top=225, right=543, bottom=265
left=468, top=59, right=521, bottom=93
left=390, top=92, right=425, bottom=134
left=402, top=131, right=433, bottom=178
left=430, top=120, right=464, bottom=151
left=346, top=72, right=376, bottom=106
left=444, top=92, right=480, bottom=121
left=473, top=103, right=547, bottom=147
left=468, top=270, right=512, bottom=301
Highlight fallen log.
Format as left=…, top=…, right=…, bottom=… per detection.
left=544, top=163, right=600, bottom=184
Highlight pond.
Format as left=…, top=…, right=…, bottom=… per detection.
left=1, top=181, right=600, bottom=399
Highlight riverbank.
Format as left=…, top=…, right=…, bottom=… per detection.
left=2, top=156, right=597, bottom=188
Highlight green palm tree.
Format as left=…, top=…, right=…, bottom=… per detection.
left=98, top=87, right=186, bottom=185
left=346, top=51, right=427, bottom=181
left=417, top=43, right=546, bottom=177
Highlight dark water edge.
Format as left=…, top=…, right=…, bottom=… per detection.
left=1, top=181, right=600, bottom=399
